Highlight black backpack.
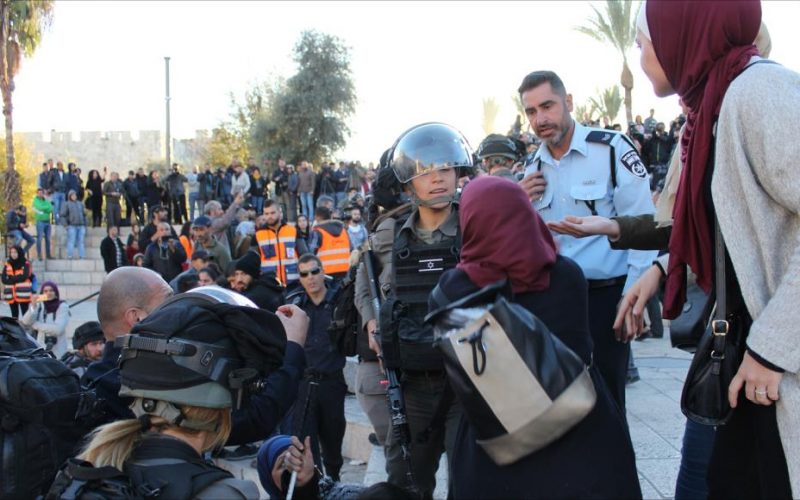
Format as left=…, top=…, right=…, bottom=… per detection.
left=327, top=273, right=359, bottom=357
left=46, top=457, right=233, bottom=500
left=0, top=317, right=99, bottom=499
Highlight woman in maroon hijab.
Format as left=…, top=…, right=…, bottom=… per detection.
left=428, top=176, right=640, bottom=499
left=621, top=0, right=799, bottom=497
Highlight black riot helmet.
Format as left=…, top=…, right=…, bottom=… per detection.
left=388, top=122, right=474, bottom=207
left=116, top=286, right=286, bottom=430
left=475, top=134, right=525, bottom=162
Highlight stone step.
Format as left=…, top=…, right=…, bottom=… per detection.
left=43, top=259, right=106, bottom=273
left=39, top=270, right=107, bottom=287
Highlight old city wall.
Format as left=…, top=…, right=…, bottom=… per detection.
left=18, top=130, right=165, bottom=175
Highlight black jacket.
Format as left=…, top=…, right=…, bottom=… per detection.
left=242, top=276, right=284, bottom=313
left=429, top=260, right=641, bottom=499
left=143, top=241, right=186, bottom=283
left=100, top=235, right=127, bottom=273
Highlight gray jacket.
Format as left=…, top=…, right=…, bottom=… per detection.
left=60, top=200, right=87, bottom=227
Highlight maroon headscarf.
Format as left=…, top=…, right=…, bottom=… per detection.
left=457, top=176, right=557, bottom=293
left=646, top=0, right=761, bottom=318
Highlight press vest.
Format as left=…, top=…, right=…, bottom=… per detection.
left=389, top=214, right=460, bottom=371
left=256, top=224, right=299, bottom=285
left=3, top=263, right=32, bottom=304
left=315, top=225, right=351, bottom=276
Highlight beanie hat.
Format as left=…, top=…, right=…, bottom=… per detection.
left=256, top=435, right=292, bottom=498
left=72, top=321, right=104, bottom=350
left=234, top=251, right=261, bottom=279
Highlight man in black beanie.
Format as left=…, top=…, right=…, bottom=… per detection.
left=232, top=250, right=284, bottom=312
left=61, top=321, right=105, bottom=377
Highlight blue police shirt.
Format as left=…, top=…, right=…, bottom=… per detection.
left=524, top=121, right=657, bottom=292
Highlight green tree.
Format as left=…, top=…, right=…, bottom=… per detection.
left=481, top=97, right=499, bottom=136
left=575, top=0, right=639, bottom=124
left=251, top=30, right=356, bottom=165
left=0, top=136, right=38, bottom=226
left=589, top=86, right=623, bottom=124
left=573, top=102, right=598, bottom=124
left=206, top=125, right=249, bottom=168
left=0, top=0, right=53, bottom=212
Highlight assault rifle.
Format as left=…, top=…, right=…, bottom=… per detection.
left=363, top=248, right=419, bottom=497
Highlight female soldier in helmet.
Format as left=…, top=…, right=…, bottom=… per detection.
left=354, top=122, right=474, bottom=498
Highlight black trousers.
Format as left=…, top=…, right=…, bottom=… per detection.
left=708, top=397, right=792, bottom=499
left=9, top=301, right=29, bottom=319
left=284, top=374, right=347, bottom=479
left=588, top=283, right=629, bottom=411
left=125, top=196, right=142, bottom=225
left=170, top=195, right=186, bottom=224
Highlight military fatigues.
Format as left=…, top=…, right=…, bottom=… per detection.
left=354, top=208, right=461, bottom=498
left=525, top=122, right=657, bottom=409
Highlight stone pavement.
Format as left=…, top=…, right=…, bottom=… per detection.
left=3, top=299, right=693, bottom=499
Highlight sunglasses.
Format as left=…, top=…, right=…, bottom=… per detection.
left=299, top=267, right=322, bottom=278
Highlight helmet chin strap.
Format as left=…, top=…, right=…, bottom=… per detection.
left=407, top=183, right=455, bottom=208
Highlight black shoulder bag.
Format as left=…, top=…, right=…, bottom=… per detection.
left=680, top=220, right=747, bottom=426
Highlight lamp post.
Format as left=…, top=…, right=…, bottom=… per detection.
left=165, top=56, right=171, bottom=171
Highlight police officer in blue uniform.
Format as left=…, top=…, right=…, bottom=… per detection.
left=518, top=70, right=657, bottom=410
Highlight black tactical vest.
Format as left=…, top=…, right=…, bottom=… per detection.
left=387, top=214, right=460, bottom=371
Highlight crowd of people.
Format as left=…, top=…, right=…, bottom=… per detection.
left=1, top=2, right=797, bottom=499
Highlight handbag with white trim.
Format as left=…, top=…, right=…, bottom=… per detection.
left=426, top=280, right=596, bottom=466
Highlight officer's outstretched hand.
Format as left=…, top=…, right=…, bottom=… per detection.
left=276, top=304, right=309, bottom=347
left=547, top=215, right=622, bottom=240
left=518, top=171, right=547, bottom=201
left=613, top=265, right=663, bottom=342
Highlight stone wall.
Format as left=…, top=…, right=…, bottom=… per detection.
left=18, top=130, right=164, bottom=176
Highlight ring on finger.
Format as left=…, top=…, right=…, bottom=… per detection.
left=755, top=388, right=767, bottom=397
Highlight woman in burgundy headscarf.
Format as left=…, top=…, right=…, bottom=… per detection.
left=619, top=0, right=799, bottom=497
left=428, top=176, right=640, bottom=499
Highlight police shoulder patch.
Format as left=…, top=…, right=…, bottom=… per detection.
left=620, top=150, right=647, bottom=179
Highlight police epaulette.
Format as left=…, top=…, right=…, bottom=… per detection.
left=585, top=130, right=616, bottom=145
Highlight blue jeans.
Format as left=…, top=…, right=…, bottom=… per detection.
left=35, top=221, right=52, bottom=259
left=300, top=192, right=314, bottom=218
left=8, top=229, right=34, bottom=253
left=188, top=192, right=202, bottom=221
left=675, top=418, right=715, bottom=500
left=66, top=225, right=86, bottom=259
left=334, top=191, right=346, bottom=208
left=51, top=192, right=65, bottom=223
left=251, top=196, right=265, bottom=215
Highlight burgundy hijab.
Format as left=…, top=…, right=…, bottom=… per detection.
left=646, top=0, right=761, bottom=318
left=457, top=176, right=556, bottom=293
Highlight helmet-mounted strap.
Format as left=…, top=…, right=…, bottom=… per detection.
left=116, top=334, right=243, bottom=386
left=131, top=398, right=219, bottom=433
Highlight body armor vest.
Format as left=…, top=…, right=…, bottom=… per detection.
left=386, top=214, right=460, bottom=371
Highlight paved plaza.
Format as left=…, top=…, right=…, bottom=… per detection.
left=4, top=299, right=691, bottom=499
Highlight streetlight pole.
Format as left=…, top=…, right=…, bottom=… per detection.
left=165, top=56, right=171, bottom=171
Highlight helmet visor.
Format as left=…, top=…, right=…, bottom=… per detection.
left=390, top=123, right=474, bottom=183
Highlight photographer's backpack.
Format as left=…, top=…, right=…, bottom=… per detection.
left=327, top=271, right=359, bottom=357
left=0, top=317, right=98, bottom=498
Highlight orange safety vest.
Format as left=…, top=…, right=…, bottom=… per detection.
left=3, top=262, right=32, bottom=304
left=315, top=226, right=351, bottom=276
left=179, top=235, right=193, bottom=271
left=255, top=224, right=299, bottom=286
